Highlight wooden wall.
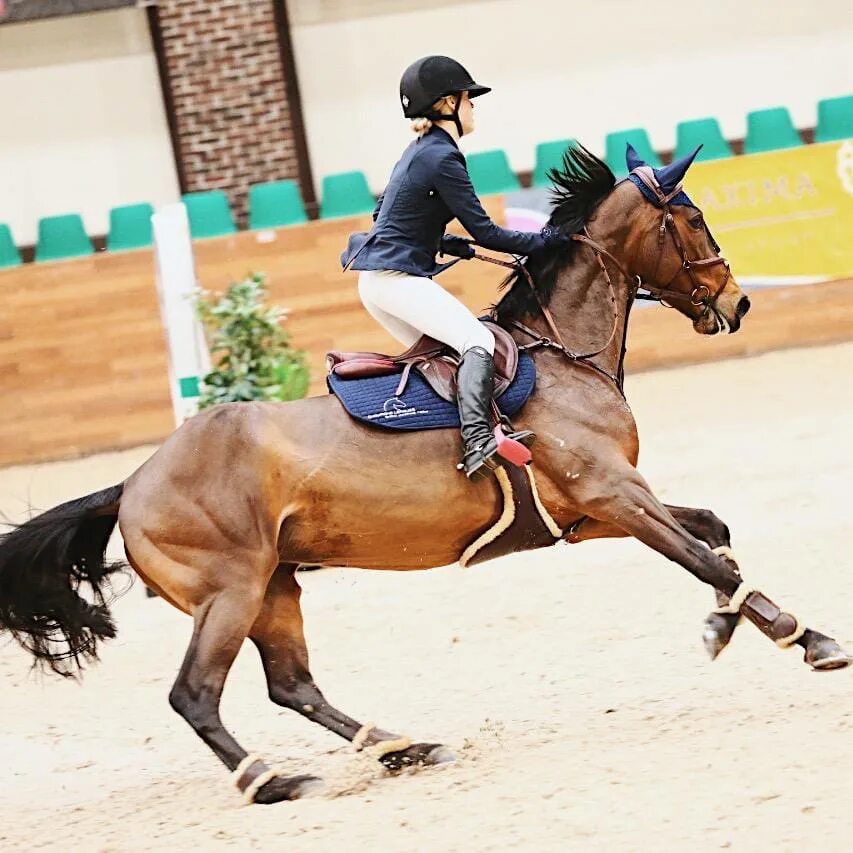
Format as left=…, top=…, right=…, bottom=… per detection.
left=2, top=199, right=852, bottom=467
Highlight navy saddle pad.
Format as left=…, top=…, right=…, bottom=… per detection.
left=328, top=352, right=536, bottom=431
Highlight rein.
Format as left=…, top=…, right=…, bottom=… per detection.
left=473, top=248, right=624, bottom=393
left=472, top=168, right=732, bottom=392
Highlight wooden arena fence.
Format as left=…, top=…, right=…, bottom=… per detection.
left=2, top=198, right=852, bottom=467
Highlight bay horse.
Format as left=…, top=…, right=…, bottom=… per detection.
left=1, top=145, right=849, bottom=805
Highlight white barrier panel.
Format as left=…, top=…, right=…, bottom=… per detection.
left=151, top=203, right=210, bottom=426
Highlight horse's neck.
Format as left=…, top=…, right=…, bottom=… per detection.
left=544, top=251, right=635, bottom=384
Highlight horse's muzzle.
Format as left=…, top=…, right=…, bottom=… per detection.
left=695, top=291, right=751, bottom=335
left=724, top=295, right=752, bottom=334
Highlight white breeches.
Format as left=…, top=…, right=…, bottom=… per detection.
left=357, top=270, right=495, bottom=356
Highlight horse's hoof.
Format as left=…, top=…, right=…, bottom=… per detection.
left=703, top=612, right=739, bottom=660
left=425, top=745, right=456, bottom=765
left=252, top=774, right=324, bottom=804
left=804, top=638, right=853, bottom=672
left=379, top=743, right=455, bottom=772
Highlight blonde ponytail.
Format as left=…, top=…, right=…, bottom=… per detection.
left=410, top=96, right=454, bottom=135
left=411, top=117, right=433, bottom=135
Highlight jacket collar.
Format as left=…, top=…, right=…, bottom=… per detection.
left=425, top=125, right=460, bottom=149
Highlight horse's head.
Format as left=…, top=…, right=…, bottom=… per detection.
left=620, top=144, right=749, bottom=334
left=494, top=143, right=749, bottom=340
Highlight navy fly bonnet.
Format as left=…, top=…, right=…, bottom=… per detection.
left=624, top=143, right=720, bottom=252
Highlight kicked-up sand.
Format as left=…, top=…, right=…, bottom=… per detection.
left=1, top=342, right=852, bottom=852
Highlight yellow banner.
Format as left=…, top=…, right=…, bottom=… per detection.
left=684, top=140, right=853, bottom=283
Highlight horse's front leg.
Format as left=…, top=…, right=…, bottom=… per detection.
left=571, top=468, right=851, bottom=671
left=567, top=504, right=743, bottom=659
left=661, top=508, right=843, bottom=665
left=664, top=506, right=743, bottom=660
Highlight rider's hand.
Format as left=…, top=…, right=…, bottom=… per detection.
left=539, top=225, right=571, bottom=250
left=440, top=234, right=476, bottom=259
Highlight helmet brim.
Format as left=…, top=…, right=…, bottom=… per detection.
left=402, top=84, right=492, bottom=118
left=467, top=84, right=492, bottom=99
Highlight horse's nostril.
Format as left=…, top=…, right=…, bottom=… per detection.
left=736, top=296, right=751, bottom=318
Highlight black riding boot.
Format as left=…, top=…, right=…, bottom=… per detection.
left=456, top=347, right=534, bottom=478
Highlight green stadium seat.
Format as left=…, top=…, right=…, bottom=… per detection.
left=605, top=128, right=661, bottom=177
left=0, top=223, right=22, bottom=269
left=815, top=95, right=853, bottom=143
left=35, top=213, right=93, bottom=262
left=319, top=171, right=376, bottom=219
left=107, top=202, right=154, bottom=251
left=182, top=190, right=237, bottom=239
left=744, top=107, right=802, bottom=154
left=466, top=149, right=521, bottom=195
left=248, top=179, right=308, bottom=229
left=532, top=139, right=575, bottom=188
left=674, top=118, right=732, bottom=162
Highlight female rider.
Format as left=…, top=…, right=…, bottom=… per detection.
left=341, top=55, right=568, bottom=478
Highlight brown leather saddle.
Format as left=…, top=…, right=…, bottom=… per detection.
left=326, top=319, right=519, bottom=403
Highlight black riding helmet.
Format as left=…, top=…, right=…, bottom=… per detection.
left=399, top=55, right=491, bottom=136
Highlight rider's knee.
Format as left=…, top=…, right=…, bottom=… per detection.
left=461, top=324, right=495, bottom=356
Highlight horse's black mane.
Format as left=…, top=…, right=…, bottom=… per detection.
left=492, top=143, right=615, bottom=323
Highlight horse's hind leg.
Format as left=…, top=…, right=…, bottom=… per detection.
left=250, top=566, right=455, bottom=771
left=168, top=580, right=322, bottom=805
left=574, top=468, right=851, bottom=670
left=568, top=505, right=742, bottom=658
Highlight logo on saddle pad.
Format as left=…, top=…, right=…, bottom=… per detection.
left=366, top=396, right=429, bottom=422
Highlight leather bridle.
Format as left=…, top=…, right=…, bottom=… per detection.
left=626, top=167, right=731, bottom=313
left=473, top=167, right=732, bottom=392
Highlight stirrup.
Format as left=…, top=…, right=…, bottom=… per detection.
left=505, top=429, right=535, bottom=448
left=458, top=438, right=500, bottom=479
left=458, top=428, right=532, bottom=479
left=493, top=425, right=533, bottom=466
left=496, top=411, right=535, bottom=448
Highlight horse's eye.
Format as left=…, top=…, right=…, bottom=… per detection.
left=689, top=215, right=704, bottom=230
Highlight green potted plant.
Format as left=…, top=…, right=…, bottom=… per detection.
left=194, top=272, right=309, bottom=408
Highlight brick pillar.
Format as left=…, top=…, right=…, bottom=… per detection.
left=153, top=0, right=313, bottom=225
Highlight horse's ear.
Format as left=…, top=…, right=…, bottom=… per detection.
left=655, top=145, right=703, bottom=193
left=625, top=143, right=646, bottom=172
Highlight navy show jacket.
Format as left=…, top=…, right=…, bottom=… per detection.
left=341, top=126, right=546, bottom=278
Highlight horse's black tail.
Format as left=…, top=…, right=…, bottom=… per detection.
left=0, top=483, right=127, bottom=677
